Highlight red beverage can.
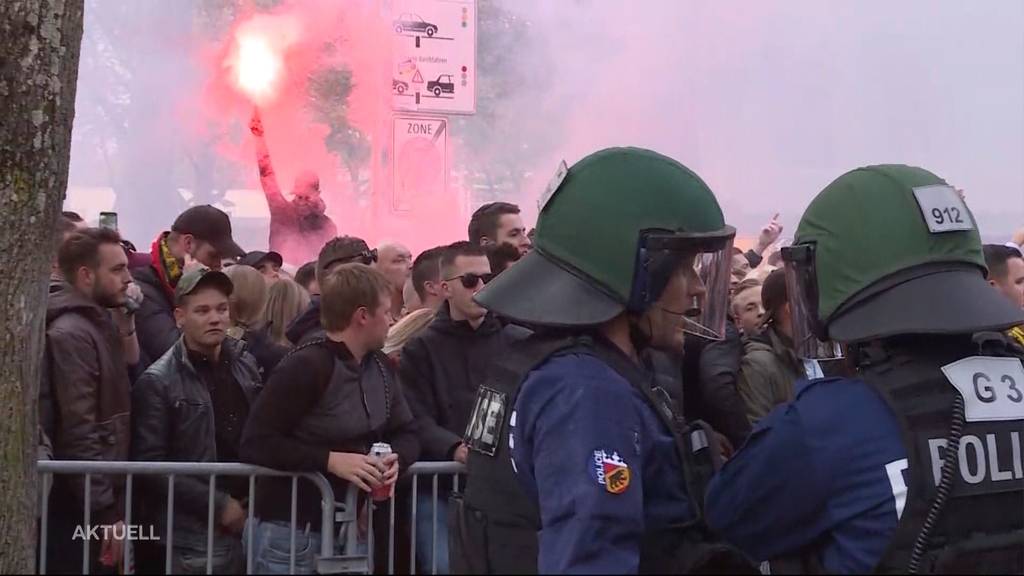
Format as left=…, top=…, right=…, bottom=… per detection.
left=370, top=442, right=393, bottom=501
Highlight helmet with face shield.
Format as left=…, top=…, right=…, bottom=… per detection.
left=474, top=147, right=735, bottom=342
left=782, top=164, right=1024, bottom=355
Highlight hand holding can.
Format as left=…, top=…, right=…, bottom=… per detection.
left=370, top=443, right=394, bottom=501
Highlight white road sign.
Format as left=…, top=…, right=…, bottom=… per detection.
left=391, top=0, right=476, bottom=115
left=393, top=116, right=448, bottom=211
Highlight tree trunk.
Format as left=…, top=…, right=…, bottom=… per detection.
left=0, top=0, right=84, bottom=572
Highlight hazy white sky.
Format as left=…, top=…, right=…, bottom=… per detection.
left=69, top=0, right=1023, bottom=243
left=513, top=0, right=1024, bottom=238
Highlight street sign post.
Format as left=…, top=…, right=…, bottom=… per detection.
left=392, top=116, right=448, bottom=211
left=390, top=0, right=476, bottom=115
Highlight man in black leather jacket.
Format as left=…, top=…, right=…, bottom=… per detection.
left=131, top=268, right=262, bottom=574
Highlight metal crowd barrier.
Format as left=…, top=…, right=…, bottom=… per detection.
left=37, top=461, right=343, bottom=575
left=363, top=461, right=466, bottom=575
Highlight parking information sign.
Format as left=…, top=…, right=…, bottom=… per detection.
left=391, top=0, right=476, bottom=115
left=393, top=116, right=448, bottom=211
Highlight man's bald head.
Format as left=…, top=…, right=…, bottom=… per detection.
left=375, top=243, right=413, bottom=294
left=292, top=170, right=320, bottom=196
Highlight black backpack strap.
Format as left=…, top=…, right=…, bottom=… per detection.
left=284, top=336, right=329, bottom=357
left=370, top=352, right=392, bottom=423
left=282, top=337, right=332, bottom=396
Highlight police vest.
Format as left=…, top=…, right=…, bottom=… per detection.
left=860, top=334, right=1024, bottom=574
left=454, top=332, right=754, bottom=575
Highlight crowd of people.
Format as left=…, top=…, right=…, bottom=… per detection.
left=38, top=151, right=1024, bottom=574
left=39, top=198, right=538, bottom=573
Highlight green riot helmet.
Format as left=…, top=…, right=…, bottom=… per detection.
left=475, top=147, right=736, bottom=340
left=783, top=164, right=1024, bottom=345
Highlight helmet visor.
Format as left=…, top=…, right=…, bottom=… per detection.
left=782, top=244, right=844, bottom=360
left=638, top=227, right=735, bottom=341
left=688, top=238, right=733, bottom=340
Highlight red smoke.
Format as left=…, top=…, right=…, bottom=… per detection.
left=192, top=0, right=466, bottom=259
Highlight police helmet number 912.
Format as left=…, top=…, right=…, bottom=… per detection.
left=930, top=206, right=965, bottom=226
left=912, top=184, right=974, bottom=234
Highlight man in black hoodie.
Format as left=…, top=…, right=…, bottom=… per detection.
left=399, top=241, right=528, bottom=572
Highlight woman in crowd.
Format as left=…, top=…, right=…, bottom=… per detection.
left=264, top=277, right=311, bottom=348
left=224, top=264, right=289, bottom=377
left=383, top=307, right=436, bottom=367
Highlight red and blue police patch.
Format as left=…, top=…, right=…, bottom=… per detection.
left=591, top=450, right=631, bottom=494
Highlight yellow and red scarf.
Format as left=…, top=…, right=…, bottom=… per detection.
left=1009, top=325, right=1024, bottom=349
left=150, top=232, right=183, bottom=302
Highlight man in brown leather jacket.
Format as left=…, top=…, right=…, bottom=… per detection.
left=45, top=227, right=137, bottom=574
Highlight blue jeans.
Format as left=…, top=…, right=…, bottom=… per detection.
left=246, top=519, right=321, bottom=575
left=415, top=491, right=450, bottom=574
left=171, top=539, right=244, bottom=575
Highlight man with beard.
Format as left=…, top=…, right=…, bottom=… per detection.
left=44, top=228, right=136, bottom=573
left=250, top=110, right=338, bottom=264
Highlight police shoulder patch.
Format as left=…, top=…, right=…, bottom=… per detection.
left=591, top=450, right=630, bottom=494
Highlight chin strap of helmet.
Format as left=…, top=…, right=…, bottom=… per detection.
left=628, top=305, right=693, bottom=353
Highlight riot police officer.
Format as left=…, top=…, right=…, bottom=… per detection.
left=705, top=164, right=1024, bottom=573
left=451, top=148, right=752, bottom=574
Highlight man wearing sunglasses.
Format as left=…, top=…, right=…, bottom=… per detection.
left=452, top=148, right=748, bottom=574
left=399, top=241, right=530, bottom=573
left=285, top=236, right=378, bottom=345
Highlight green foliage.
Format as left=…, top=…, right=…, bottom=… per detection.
left=306, top=65, right=371, bottom=189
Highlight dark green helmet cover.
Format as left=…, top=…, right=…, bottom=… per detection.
left=476, top=147, right=735, bottom=330
left=788, top=164, right=1024, bottom=342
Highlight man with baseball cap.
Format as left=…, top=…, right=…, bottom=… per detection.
left=131, top=268, right=261, bottom=574
left=241, top=250, right=284, bottom=284
left=131, top=205, right=246, bottom=368
left=286, top=236, right=377, bottom=345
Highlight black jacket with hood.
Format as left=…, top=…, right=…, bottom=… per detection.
left=286, top=296, right=324, bottom=346
left=130, top=263, right=179, bottom=369
left=399, top=302, right=530, bottom=460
